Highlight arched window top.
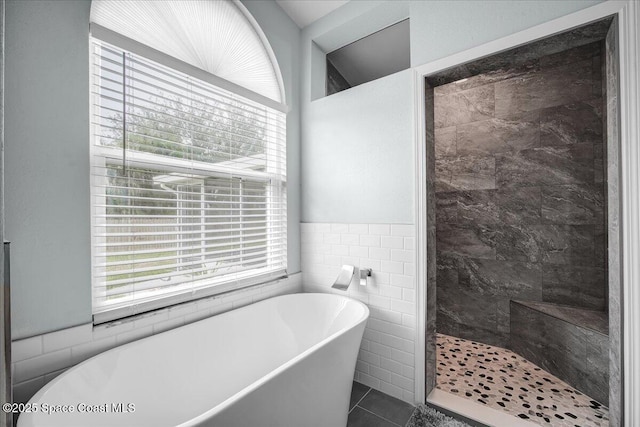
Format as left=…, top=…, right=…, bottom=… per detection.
left=90, top=0, right=285, bottom=106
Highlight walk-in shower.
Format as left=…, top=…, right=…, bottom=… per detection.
left=424, top=17, right=620, bottom=427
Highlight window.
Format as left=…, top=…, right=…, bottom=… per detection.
left=90, top=2, right=287, bottom=324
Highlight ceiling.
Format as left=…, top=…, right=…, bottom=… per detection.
left=276, top=0, right=350, bottom=29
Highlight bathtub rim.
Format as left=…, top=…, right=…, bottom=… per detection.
left=179, top=292, right=369, bottom=427
left=20, top=292, right=369, bottom=427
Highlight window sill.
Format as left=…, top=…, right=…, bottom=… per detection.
left=92, top=271, right=298, bottom=329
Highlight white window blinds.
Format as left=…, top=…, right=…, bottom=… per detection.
left=90, top=0, right=285, bottom=105
left=91, top=41, right=287, bottom=323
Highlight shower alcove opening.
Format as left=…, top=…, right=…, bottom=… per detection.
left=421, top=16, right=621, bottom=427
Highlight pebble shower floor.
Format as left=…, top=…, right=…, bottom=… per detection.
left=436, top=333, right=608, bottom=426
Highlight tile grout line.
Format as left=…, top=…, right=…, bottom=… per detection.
left=349, top=387, right=371, bottom=414
left=302, top=223, right=417, bottom=402
left=355, top=405, right=405, bottom=427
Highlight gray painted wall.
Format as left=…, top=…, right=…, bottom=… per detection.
left=409, top=0, right=605, bottom=67
left=303, top=69, right=414, bottom=224
left=5, top=0, right=301, bottom=339
left=242, top=0, right=302, bottom=281
left=6, top=0, right=92, bottom=340
left=299, top=0, right=603, bottom=224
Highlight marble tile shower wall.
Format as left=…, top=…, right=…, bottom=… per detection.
left=434, top=41, right=607, bottom=348
left=300, top=223, right=416, bottom=403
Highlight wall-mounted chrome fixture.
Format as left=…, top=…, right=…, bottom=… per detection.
left=331, top=265, right=355, bottom=290
left=360, top=268, right=372, bottom=286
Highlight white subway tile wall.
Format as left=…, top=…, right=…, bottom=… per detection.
left=301, top=222, right=416, bottom=404
left=11, top=274, right=302, bottom=405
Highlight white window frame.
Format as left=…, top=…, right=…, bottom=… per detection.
left=89, top=38, right=287, bottom=324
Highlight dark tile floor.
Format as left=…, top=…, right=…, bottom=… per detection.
left=348, top=382, right=416, bottom=427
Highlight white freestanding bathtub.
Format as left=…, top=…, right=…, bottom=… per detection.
left=18, top=293, right=369, bottom=427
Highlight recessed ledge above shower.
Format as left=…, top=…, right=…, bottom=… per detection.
left=308, top=1, right=411, bottom=100
left=326, top=19, right=410, bottom=96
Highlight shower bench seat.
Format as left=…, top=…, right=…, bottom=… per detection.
left=510, top=300, right=609, bottom=406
